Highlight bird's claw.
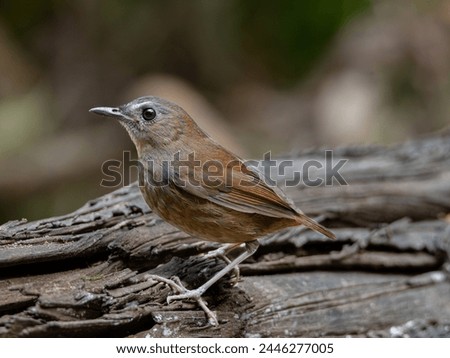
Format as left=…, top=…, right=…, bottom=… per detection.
left=169, top=284, right=218, bottom=326
left=147, top=274, right=218, bottom=326
left=167, top=287, right=205, bottom=303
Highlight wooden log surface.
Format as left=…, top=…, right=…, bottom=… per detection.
left=0, top=131, right=449, bottom=337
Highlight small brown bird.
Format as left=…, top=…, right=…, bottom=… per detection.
left=90, top=96, right=335, bottom=325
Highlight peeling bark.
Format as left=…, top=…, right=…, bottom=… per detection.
left=1, top=132, right=449, bottom=337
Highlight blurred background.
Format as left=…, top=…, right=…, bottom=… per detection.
left=0, top=0, right=449, bottom=222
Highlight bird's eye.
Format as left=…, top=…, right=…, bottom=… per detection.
left=142, top=108, right=156, bottom=121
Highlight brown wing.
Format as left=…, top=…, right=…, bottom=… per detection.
left=172, top=159, right=299, bottom=219
left=171, top=158, right=335, bottom=239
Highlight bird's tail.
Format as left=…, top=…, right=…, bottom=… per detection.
left=295, top=213, right=336, bottom=240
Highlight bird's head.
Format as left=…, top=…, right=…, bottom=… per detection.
left=90, top=96, right=204, bottom=154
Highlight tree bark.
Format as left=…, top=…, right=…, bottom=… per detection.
left=1, top=131, right=449, bottom=337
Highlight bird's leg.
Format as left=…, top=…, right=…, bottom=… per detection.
left=167, top=240, right=259, bottom=303
left=202, top=243, right=243, bottom=284
left=203, top=242, right=243, bottom=259
left=146, top=274, right=219, bottom=326
left=145, top=240, right=259, bottom=326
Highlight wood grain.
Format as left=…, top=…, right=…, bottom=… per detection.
left=1, top=131, right=449, bottom=337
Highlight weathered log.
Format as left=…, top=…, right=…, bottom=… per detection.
left=0, top=131, right=449, bottom=337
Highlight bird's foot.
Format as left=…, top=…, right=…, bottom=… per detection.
left=167, top=281, right=206, bottom=303
left=146, top=274, right=218, bottom=326
left=223, top=260, right=240, bottom=286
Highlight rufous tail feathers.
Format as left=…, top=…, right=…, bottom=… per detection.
left=295, top=213, right=336, bottom=240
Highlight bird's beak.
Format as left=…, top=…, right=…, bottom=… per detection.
left=89, top=106, right=123, bottom=119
